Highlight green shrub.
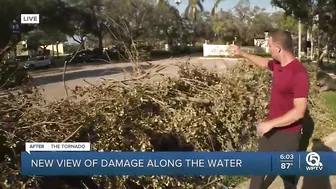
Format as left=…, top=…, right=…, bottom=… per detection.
left=303, top=63, right=336, bottom=138
left=0, top=61, right=31, bottom=90
left=323, top=92, right=336, bottom=116
left=149, top=46, right=202, bottom=59
left=150, top=50, right=173, bottom=58
left=179, top=46, right=203, bottom=54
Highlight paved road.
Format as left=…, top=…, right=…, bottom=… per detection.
left=31, top=57, right=335, bottom=102
left=32, top=56, right=240, bottom=102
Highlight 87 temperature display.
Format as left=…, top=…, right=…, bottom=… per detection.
left=280, top=154, right=294, bottom=170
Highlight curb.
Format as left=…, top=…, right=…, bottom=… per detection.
left=30, top=57, right=193, bottom=79
left=234, top=131, right=336, bottom=189
left=198, top=57, right=241, bottom=60
left=321, top=132, right=336, bottom=150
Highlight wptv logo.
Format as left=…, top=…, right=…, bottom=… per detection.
left=305, top=152, right=323, bottom=171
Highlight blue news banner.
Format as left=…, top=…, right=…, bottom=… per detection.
left=21, top=152, right=336, bottom=176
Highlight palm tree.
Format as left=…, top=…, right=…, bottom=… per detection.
left=211, top=0, right=225, bottom=16
left=184, top=0, right=204, bottom=21
left=155, top=0, right=166, bottom=5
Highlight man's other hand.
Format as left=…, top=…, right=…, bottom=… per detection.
left=230, top=45, right=243, bottom=56
left=256, top=121, right=274, bottom=136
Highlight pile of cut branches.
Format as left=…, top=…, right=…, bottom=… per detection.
left=0, top=60, right=334, bottom=189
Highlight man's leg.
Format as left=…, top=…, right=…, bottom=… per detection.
left=279, top=131, right=301, bottom=189
left=248, top=134, right=275, bottom=189
left=281, top=176, right=299, bottom=189
left=264, top=131, right=301, bottom=189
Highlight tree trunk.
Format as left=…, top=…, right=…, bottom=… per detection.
left=43, top=46, right=48, bottom=56
left=317, top=37, right=325, bottom=69
left=13, top=47, right=17, bottom=58
left=56, top=42, right=59, bottom=57
left=317, top=0, right=324, bottom=69
left=89, top=4, right=103, bottom=54
left=82, top=38, right=86, bottom=50
left=98, top=31, right=103, bottom=53
left=52, top=44, right=55, bottom=57
left=166, top=36, right=173, bottom=51
left=192, top=20, right=196, bottom=46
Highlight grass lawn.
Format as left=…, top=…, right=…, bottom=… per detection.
left=323, top=57, right=336, bottom=62
left=323, top=92, right=336, bottom=115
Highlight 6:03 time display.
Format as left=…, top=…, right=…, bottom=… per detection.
left=280, top=154, right=294, bottom=159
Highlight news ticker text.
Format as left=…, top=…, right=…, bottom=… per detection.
left=21, top=151, right=335, bottom=176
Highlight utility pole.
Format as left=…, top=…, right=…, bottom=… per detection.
left=310, top=0, right=315, bottom=60
left=317, top=0, right=323, bottom=64
left=298, top=19, right=302, bottom=60
left=311, top=30, right=314, bottom=60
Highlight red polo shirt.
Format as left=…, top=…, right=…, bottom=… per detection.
left=267, top=59, right=310, bottom=133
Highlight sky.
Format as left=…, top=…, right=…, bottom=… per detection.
left=167, top=0, right=281, bottom=13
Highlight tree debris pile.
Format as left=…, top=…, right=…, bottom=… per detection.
left=0, top=57, right=32, bottom=90
left=303, top=63, right=336, bottom=138
left=0, top=61, right=335, bottom=188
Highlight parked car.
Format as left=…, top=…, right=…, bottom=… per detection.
left=65, top=50, right=96, bottom=64
left=24, top=56, right=53, bottom=70
left=331, top=49, right=335, bottom=58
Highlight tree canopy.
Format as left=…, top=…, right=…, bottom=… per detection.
left=2, top=0, right=333, bottom=56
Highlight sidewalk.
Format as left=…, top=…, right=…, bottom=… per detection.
left=234, top=132, right=336, bottom=189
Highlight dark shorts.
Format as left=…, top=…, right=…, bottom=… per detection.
left=258, top=129, right=302, bottom=152
left=249, top=129, right=302, bottom=189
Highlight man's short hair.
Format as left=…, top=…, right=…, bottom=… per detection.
left=269, top=30, right=293, bottom=52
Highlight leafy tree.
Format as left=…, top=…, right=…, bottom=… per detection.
left=24, top=29, right=66, bottom=54
left=0, top=0, right=76, bottom=55
left=0, top=0, right=36, bottom=50
left=278, top=15, right=298, bottom=33
left=24, top=30, right=47, bottom=51
left=270, top=0, right=336, bottom=61
left=63, top=43, right=81, bottom=54
left=269, top=11, right=298, bottom=34
left=65, top=0, right=105, bottom=52
left=231, top=2, right=274, bottom=45
left=152, top=1, right=184, bottom=49
left=211, top=10, right=237, bottom=43
left=210, top=2, right=291, bottom=45
left=271, top=0, right=311, bottom=22
left=193, top=12, right=215, bottom=42
left=104, top=0, right=155, bottom=46
left=67, top=10, right=94, bottom=47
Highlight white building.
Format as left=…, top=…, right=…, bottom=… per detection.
left=16, top=40, right=65, bottom=57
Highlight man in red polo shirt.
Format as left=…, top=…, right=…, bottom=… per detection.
left=231, top=30, right=310, bottom=189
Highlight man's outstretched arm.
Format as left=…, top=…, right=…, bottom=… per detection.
left=240, top=51, right=270, bottom=68
left=230, top=45, right=270, bottom=68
